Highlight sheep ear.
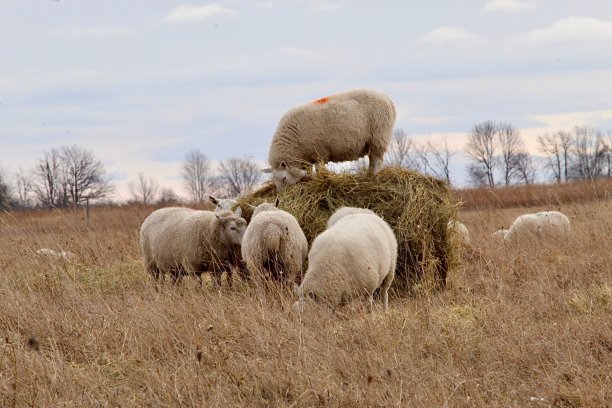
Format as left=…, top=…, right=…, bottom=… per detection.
left=209, top=196, right=218, bottom=205
left=216, top=214, right=226, bottom=225
left=280, top=161, right=288, bottom=169
left=235, top=207, right=242, bottom=217
left=261, top=168, right=272, bottom=173
left=274, top=197, right=280, bottom=207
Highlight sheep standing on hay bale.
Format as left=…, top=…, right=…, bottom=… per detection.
left=262, top=89, right=396, bottom=191
left=140, top=207, right=247, bottom=286
left=294, top=210, right=397, bottom=311
left=237, top=167, right=456, bottom=291
left=502, top=210, right=571, bottom=245
left=241, top=199, right=308, bottom=286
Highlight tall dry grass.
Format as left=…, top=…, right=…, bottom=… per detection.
left=0, top=184, right=610, bottom=407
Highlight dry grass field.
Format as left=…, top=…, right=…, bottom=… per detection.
left=0, top=182, right=610, bottom=407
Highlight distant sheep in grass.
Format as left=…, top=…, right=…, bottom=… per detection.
left=447, top=221, right=471, bottom=246
left=36, top=248, right=75, bottom=261
left=241, top=199, right=308, bottom=285
left=492, top=228, right=508, bottom=242
left=326, top=206, right=375, bottom=229
left=140, top=207, right=247, bottom=286
left=499, top=211, right=571, bottom=245
left=294, top=211, right=397, bottom=312
left=262, top=89, right=396, bottom=191
left=209, top=196, right=240, bottom=215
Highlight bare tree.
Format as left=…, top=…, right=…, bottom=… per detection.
left=385, top=129, right=421, bottom=170
left=61, top=145, right=114, bottom=206
left=182, top=149, right=211, bottom=203
left=129, top=172, right=159, bottom=204
left=605, top=131, right=612, bottom=178
left=217, top=156, right=262, bottom=197
left=157, top=187, right=181, bottom=205
left=15, top=166, right=34, bottom=209
left=497, top=122, right=524, bottom=186
left=537, top=131, right=572, bottom=183
left=570, top=125, right=607, bottom=180
left=465, top=121, right=497, bottom=187
left=33, top=148, right=63, bottom=208
left=514, top=151, right=536, bottom=185
left=415, top=137, right=456, bottom=184
left=0, top=167, right=13, bottom=211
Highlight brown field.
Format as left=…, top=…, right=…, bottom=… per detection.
left=0, top=182, right=610, bottom=407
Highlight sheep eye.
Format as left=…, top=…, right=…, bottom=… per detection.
left=231, top=227, right=237, bottom=231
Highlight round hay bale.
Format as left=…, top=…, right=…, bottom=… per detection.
left=237, top=166, right=458, bottom=292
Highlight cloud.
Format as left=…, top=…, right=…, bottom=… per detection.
left=481, top=0, right=537, bottom=13
left=513, top=17, right=612, bottom=45
left=163, top=3, right=237, bottom=24
left=418, top=27, right=481, bottom=45
left=70, top=26, right=131, bottom=39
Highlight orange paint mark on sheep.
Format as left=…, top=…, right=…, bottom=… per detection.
left=313, top=96, right=330, bottom=104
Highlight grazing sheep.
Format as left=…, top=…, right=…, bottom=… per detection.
left=294, top=211, right=397, bottom=312
left=262, top=89, right=396, bottom=190
left=36, top=248, right=75, bottom=261
left=326, top=206, right=376, bottom=229
left=502, top=211, right=571, bottom=245
left=140, top=207, right=247, bottom=286
left=209, top=196, right=241, bottom=215
left=492, top=228, right=508, bottom=242
left=447, top=221, right=470, bottom=246
left=241, top=200, right=308, bottom=285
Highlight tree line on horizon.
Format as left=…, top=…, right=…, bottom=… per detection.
left=1, top=123, right=611, bottom=211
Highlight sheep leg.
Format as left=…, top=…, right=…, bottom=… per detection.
left=368, top=155, right=383, bottom=175
left=380, top=271, right=394, bottom=311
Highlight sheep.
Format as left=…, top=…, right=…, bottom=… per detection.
left=447, top=220, right=471, bottom=246
left=294, top=211, right=397, bottom=312
left=241, top=200, right=308, bottom=285
left=492, top=228, right=508, bottom=242
left=501, top=211, right=570, bottom=245
left=140, top=207, right=247, bottom=286
left=36, top=248, right=75, bottom=261
left=262, top=89, right=396, bottom=191
left=326, top=206, right=376, bottom=229
left=209, top=196, right=241, bottom=215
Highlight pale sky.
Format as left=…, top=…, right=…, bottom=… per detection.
left=1, top=0, right=612, bottom=198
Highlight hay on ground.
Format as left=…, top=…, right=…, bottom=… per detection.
left=237, top=166, right=458, bottom=292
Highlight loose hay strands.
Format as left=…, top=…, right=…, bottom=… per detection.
left=237, top=166, right=459, bottom=293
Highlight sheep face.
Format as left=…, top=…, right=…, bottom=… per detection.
left=267, top=161, right=307, bottom=191
left=216, top=212, right=247, bottom=245
left=209, top=196, right=241, bottom=215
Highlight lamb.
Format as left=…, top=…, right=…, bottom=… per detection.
left=500, top=211, right=570, bottom=245
left=294, top=211, right=397, bottom=312
left=36, top=248, right=75, bottom=261
left=262, top=89, right=396, bottom=191
left=447, top=221, right=471, bottom=246
left=209, top=196, right=240, bottom=215
left=326, top=206, right=376, bottom=228
left=241, top=200, right=308, bottom=285
left=140, top=207, right=247, bottom=286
